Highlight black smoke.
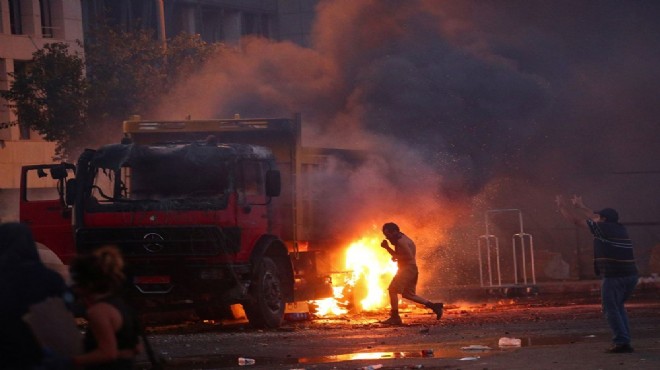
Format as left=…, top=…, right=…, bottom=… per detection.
left=154, top=0, right=660, bottom=283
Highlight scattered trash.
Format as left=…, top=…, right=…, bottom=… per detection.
left=459, top=356, right=480, bottom=361
left=638, top=274, right=659, bottom=283
left=285, top=302, right=311, bottom=321
left=238, top=357, right=256, bottom=366
left=498, top=337, right=522, bottom=347
left=460, top=344, right=492, bottom=351
left=357, top=364, right=383, bottom=370
left=421, top=349, right=434, bottom=357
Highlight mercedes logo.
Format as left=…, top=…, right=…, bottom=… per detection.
left=143, top=233, right=165, bottom=253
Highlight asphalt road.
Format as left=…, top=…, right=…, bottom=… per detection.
left=134, top=287, right=660, bottom=370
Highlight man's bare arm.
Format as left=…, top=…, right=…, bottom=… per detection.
left=555, top=194, right=591, bottom=228
left=380, top=240, right=395, bottom=257
left=571, top=195, right=598, bottom=219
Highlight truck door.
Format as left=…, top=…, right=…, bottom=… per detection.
left=236, top=160, right=270, bottom=252
left=19, top=164, right=76, bottom=265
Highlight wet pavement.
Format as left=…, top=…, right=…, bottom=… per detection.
left=132, top=280, right=660, bottom=370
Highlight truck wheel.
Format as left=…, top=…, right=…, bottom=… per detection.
left=244, top=256, right=284, bottom=328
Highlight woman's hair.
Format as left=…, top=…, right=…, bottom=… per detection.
left=70, top=245, right=126, bottom=294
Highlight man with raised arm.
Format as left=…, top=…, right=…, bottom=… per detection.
left=556, top=195, right=638, bottom=353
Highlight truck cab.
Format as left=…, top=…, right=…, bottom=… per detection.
left=20, top=115, right=338, bottom=328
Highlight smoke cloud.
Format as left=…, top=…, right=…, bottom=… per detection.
left=154, top=0, right=660, bottom=285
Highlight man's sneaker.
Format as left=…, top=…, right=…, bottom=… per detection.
left=606, top=344, right=634, bottom=353
left=380, top=315, right=403, bottom=325
left=430, top=303, right=444, bottom=320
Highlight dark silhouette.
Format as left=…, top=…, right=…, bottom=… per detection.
left=0, top=222, right=67, bottom=369
left=379, top=222, right=443, bottom=325
left=68, top=246, right=142, bottom=369
left=556, top=195, right=639, bottom=353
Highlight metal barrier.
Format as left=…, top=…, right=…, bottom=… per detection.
left=478, top=209, right=536, bottom=287
left=478, top=234, right=501, bottom=287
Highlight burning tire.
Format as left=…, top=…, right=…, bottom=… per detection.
left=244, top=256, right=285, bottom=328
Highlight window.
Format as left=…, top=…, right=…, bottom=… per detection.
left=242, top=12, right=270, bottom=38
left=12, top=60, right=31, bottom=139
left=241, top=160, right=265, bottom=196
left=126, top=146, right=232, bottom=201
left=240, top=160, right=267, bottom=205
left=23, top=166, right=74, bottom=201
left=40, top=0, right=54, bottom=38
left=201, top=8, right=223, bottom=43
left=9, top=0, right=23, bottom=35
left=0, top=59, right=8, bottom=134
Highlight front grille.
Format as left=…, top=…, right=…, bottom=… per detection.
left=76, top=226, right=240, bottom=256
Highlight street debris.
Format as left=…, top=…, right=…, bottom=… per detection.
left=459, top=356, right=480, bottom=361
left=498, top=337, right=522, bottom=347
left=238, top=357, right=256, bottom=365
left=460, top=344, right=492, bottom=351
left=357, top=365, right=383, bottom=370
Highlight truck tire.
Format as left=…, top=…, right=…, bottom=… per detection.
left=244, top=256, right=285, bottom=328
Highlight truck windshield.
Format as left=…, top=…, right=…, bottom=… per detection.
left=88, top=143, right=233, bottom=207
left=129, top=159, right=231, bottom=200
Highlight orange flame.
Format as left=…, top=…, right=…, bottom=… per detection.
left=311, top=233, right=397, bottom=317
left=313, top=287, right=348, bottom=316
left=345, top=236, right=398, bottom=311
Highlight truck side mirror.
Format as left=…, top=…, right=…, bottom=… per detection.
left=65, top=178, right=77, bottom=206
left=50, top=164, right=69, bottom=180
left=265, top=170, right=281, bottom=197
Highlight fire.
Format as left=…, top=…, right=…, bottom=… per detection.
left=312, top=287, right=348, bottom=316
left=345, top=236, right=398, bottom=311
left=311, top=234, right=398, bottom=317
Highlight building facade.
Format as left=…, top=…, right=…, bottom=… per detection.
left=82, top=0, right=318, bottom=47
left=0, top=0, right=83, bottom=221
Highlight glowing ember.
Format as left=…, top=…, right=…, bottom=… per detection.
left=311, top=234, right=398, bottom=317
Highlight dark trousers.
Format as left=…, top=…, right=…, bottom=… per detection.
left=601, top=275, right=638, bottom=345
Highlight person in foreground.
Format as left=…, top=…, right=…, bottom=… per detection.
left=68, top=246, right=142, bottom=369
left=0, top=222, right=68, bottom=369
left=556, top=195, right=638, bottom=353
left=379, top=222, right=444, bottom=325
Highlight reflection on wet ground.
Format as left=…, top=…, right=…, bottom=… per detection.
left=157, top=334, right=598, bottom=369
left=139, top=294, right=660, bottom=369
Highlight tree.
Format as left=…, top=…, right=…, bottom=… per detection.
left=1, top=43, right=87, bottom=159
left=83, top=26, right=220, bottom=127
left=2, top=26, right=221, bottom=159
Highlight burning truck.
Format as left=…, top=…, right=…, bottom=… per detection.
left=19, top=114, right=373, bottom=328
